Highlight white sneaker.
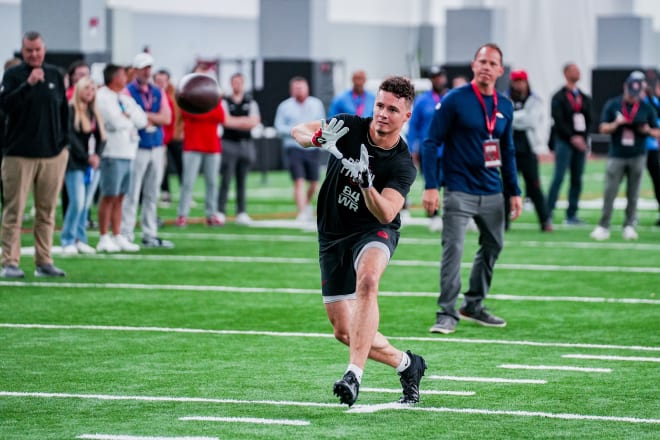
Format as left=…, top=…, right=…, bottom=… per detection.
left=429, top=215, right=443, bottom=232
left=61, top=244, right=78, bottom=255
left=622, top=225, right=638, bottom=241
left=113, top=234, right=140, bottom=252
left=76, top=241, right=97, bottom=254
left=590, top=226, right=611, bottom=241
left=296, top=206, right=314, bottom=223
left=236, top=212, right=252, bottom=226
left=216, top=212, right=227, bottom=225
left=97, top=234, right=120, bottom=252
left=467, top=218, right=479, bottom=232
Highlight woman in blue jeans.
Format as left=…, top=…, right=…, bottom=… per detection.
left=61, top=77, right=106, bottom=254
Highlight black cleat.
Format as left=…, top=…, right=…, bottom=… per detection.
left=398, top=351, right=427, bottom=404
left=333, top=371, right=360, bottom=406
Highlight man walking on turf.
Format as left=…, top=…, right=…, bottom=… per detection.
left=292, top=76, right=426, bottom=407
left=422, top=43, right=522, bottom=334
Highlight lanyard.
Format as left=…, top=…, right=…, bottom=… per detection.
left=471, top=81, right=498, bottom=137
left=352, top=92, right=365, bottom=116
left=133, top=80, right=153, bottom=111
left=118, top=97, right=126, bottom=113
left=621, top=100, right=640, bottom=123
left=566, top=90, right=582, bottom=112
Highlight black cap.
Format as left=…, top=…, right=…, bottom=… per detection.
left=626, top=70, right=645, bottom=97
left=428, top=65, right=446, bottom=78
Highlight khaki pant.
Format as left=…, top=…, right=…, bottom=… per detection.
left=1, top=149, right=69, bottom=267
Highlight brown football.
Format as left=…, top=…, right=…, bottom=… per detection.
left=175, top=73, right=221, bottom=114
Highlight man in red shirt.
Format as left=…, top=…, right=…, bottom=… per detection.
left=176, top=92, right=225, bottom=227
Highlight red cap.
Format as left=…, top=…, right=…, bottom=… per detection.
left=510, top=70, right=528, bottom=81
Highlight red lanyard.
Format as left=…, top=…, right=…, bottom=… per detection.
left=566, top=91, right=582, bottom=112
left=621, top=100, right=640, bottom=123
left=352, top=92, right=364, bottom=116
left=133, top=80, right=153, bottom=111
left=471, top=81, right=498, bottom=137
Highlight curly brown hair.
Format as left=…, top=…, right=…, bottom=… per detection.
left=378, top=76, right=415, bottom=108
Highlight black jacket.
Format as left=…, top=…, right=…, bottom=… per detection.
left=67, top=104, right=106, bottom=171
left=550, top=86, right=593, bottom=144
left=0, top=62, right=69, bottom=158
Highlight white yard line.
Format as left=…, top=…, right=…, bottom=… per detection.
left=5, top=390, right=657, bottom=425
left=427, top=375, right=547, bottom=384
left=2, top=323, right=659, bottom=352
left=361, top=387, right=474, bottom=396
left=151, top=232, right=660, bottom=251
left=0, top=391, right=660, bottom=424
left=88, top=253, right=660, bottom=274
left=78, top=436, right=217, bottom=440
left=2, top=281, right=658, bottom=305
left=0, top=391, right=341, bottom=408
left=179, top=416, right=310, bottom=426
left=562, top=354, right=660, bottom=363
left=498, top=364, right=612, bottom=373
left=346, top=403, right=660, bottom=423
left=59, top=253, right=659, bottom=274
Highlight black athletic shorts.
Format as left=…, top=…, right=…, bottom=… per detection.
left=318, top=227, right=399, bottom=303
left=286, top=147, right=320, bottom=181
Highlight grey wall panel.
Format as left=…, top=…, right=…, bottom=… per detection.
left=446, top=8, right=499, bottom=63
left=22, top=0, right=80, bottom=51
left=259, top=0, right=311, bottom=58
left=124, top=12, right=258, bottom=82
left=320, top=24, right=417, bottom=80
left=0, top=3, right=21, bottom=66
left=596, top=16, right=653, bottom=67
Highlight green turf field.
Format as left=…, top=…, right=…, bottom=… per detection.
left=1, top=158, right=659, bottom=439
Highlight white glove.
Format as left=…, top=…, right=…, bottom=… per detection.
left=311, top=118, right=349, bottom=159
left=341, top=144, right=373, bottom=189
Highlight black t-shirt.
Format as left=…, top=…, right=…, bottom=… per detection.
left=316, top=114, right=416, bottom=236
left=600, top=96, right=658, bottom=158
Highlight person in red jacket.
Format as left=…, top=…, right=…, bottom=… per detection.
left=176, top=98, right=225, bottom=226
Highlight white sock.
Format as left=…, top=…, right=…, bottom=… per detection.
left=396, top=351, right=411, bottom=373
left=346, top=364, right=363, bottom=383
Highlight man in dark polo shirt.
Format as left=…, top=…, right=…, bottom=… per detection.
left=591, top=71, right=659, bottom=241
left=0, top=31, right=69, bottom=278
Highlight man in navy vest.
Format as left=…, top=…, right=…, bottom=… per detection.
left=121, top=52, right=173, bottom=249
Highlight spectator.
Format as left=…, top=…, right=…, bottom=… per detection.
left=505, top=69, right=552, bottom=232
left=218, top=72, right=261, bottom=225
left=274, top=76, right=326, bottom=222
left=0, top=31, right=70, bottom=278
left=66, top=60, right=90, bottom=101
left=644, top=80, right=660, bottom=226
left=95, top=64, right=147, bottom=252
left=422, top=43, right=522, bottom=334
left=408, top=66, right=449, bottom=231
left=60, top=76, right=105, bottom=255
left=452, top=75, right=469, bottom=88
left=546, top=63, right=593, bottom=226
left=328, top=69, right=375, bottom=118
left=121, top=52, right=173, bottom=249
left=1, top=57, right=22, bottom=208
left=62, top=60, right=92, bottom=227
left=590, top=71, right=659, bottom=241
left=176, top=63, right=225, bottom=227
left=153, top=69, right=183, bottom=207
